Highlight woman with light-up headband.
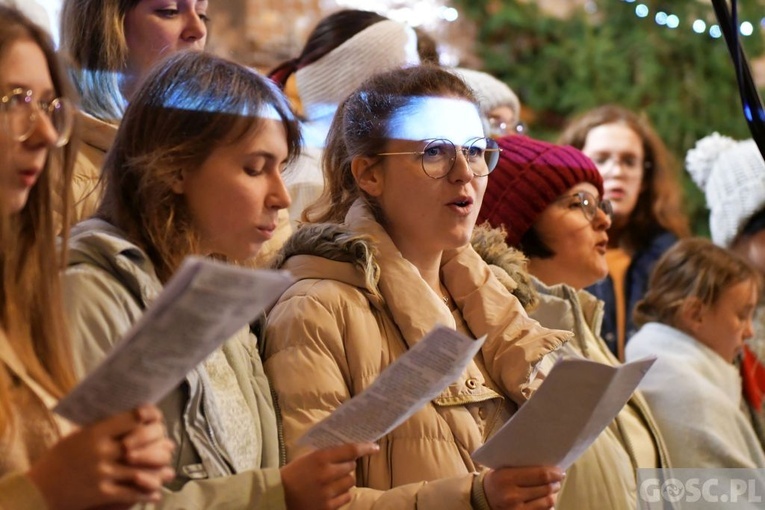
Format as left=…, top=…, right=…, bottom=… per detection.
left=264, top=65, right=569, bottom=509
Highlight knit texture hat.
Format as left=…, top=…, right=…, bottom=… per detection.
left=477, top=135, right=604, bottom=247
left=452, top=68, right=521, bottom=119
left=686, top=132, right=765, bottom=247
left=296, top=20, right=419, bottom=121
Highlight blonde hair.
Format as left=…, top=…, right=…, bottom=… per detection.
left=0, top=6, right=78, bottom=435
left=60, top=0, right=140, bottom=122
left=98, top=51, right=301, bottom=282
left=558, top=105, right=690, bottom=252
left=634, top=237, right=759, bottom=328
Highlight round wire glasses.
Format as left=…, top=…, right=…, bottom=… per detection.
left=557, top=191, right=614, bottom=222
left=1, top=88, right=74, bottom=148
left=376, top=137, right=502, bottom=179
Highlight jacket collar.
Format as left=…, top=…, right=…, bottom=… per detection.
left=77, top=110, right=118, bottom=153
left=67, top=218, right=162, bottom=307
left=275, top=199, right=455, bottom=349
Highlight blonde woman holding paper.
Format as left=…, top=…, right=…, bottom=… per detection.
left=476, top=135, right=670, bottom=509
left=0, top=6, right=175, bottom=509
left=61, top=51, right=377, bottom=510
left=264, top=65, right=569, bottom=510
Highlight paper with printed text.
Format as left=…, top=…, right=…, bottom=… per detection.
left=472, top=356, right=656, bottom=470
left=55, top=256, right=294, bottom=425
left=298, top=326, right=486, bottom=449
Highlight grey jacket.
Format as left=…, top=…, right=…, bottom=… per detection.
left=63, top=218, right=286, bottom=510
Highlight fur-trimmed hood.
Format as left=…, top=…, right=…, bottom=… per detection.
left=470, top=224, right=539, bottom=311
left=272, top=221, right=538, bottom=310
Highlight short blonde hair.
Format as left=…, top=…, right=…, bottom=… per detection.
left=634, top=237, right=759, bottom=328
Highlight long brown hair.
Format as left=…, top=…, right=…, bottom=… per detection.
left=98, top=51, right=301, bottom=282
left=558, top=104, right=690, bottom=252
left=303, top=64, right=478, bottom=224
left=0, top=5, right=78, bottom=434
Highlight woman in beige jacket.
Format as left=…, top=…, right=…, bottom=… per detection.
left=0, top=7, right=174, bottom=509
left=264, top=65, right=570, bottom=510
left=477, top=135, right=671, bottom=509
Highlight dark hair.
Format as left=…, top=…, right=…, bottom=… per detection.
left=741, top=207, right=765, bottom=239
left=558, top=105, right=690, bottom=252
left=269, top=9, right=387, bottom=88
left=99, top=51, right=301, bottom=282
left=634, top=237, right=759, bottom=328
left=518, top=227, right=555, bottom=259
left=414, top=27, right=439, bottom=65
left=304, top=64, right=478, bottom=224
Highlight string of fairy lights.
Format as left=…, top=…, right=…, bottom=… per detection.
left=619, top=0, right=759, bottom=39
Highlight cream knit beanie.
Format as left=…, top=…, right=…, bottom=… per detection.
left=453, top=68, right=521, bottom=119
left=686, top=132, right=765, bottom=247
left=296, top=20, right=420, bottom=122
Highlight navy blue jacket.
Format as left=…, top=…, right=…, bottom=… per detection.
left=587, top=231, right=678, bottom=359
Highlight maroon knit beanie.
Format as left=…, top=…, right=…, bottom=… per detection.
left=477, top=135, right=604, bottom=247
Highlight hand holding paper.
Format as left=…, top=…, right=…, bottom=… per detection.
left=472, top=356, right=656, bottom=470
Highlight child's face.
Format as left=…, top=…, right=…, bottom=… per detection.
left=695, top=278, right=758, bottom=363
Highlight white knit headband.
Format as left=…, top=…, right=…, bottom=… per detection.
left=296, top=20, right=420, bottom=121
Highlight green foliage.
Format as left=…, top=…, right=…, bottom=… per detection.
left=455, top=0, right=765, bottom=235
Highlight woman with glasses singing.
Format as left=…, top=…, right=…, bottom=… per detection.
left=477, top=135, right=670, bottom=509
left=558, top=105, right=690, bottom=361
left=263, top=65, right=569, bottom=510
left=0, top=6, right=175, bottom=510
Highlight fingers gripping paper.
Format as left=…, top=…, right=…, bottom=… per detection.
left=55, top=256, right=294, bottom=425
left=472, top=356, right=656, bottom=470
left=298, top=326, right=486, bottom=449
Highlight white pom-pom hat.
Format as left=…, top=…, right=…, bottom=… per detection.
left=686, top=132, right=765, bottom=247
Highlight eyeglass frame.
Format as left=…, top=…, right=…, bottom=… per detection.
left=555, top=191, right=613, bottom=222
left=375, top=137, right=502, bottom=180
left=586, top=152, right=649, bottom=176
left=0, top=88, right=75, bottom=148
left=488, top=116, right=526, bottom=137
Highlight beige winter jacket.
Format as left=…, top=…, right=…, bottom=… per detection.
left=263, top=200, right=571, bottom=509
left=70, top=111, right=117, bottom=225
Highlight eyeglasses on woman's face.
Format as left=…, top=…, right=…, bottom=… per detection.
left=1, top=88, right=74, bottom=148
left=376, top=137, right=502, bottom=179
left=556, top=191, right=613, bottom=222
left=488, top=116, right=526, bottom=138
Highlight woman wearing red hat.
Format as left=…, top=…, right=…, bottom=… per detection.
left=477, top=135, right=670, bottom=510
left=558, top=106, right=690, bottom=361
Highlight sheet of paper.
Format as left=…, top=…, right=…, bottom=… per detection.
left=298, top=326, right=486, bottom=449
left=55, top=256, right=294, bottom=425
left=472, top=356, right=656, bottom=470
